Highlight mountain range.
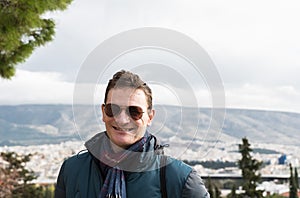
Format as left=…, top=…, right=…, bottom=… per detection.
left=0, top=104, right=299, bottom=147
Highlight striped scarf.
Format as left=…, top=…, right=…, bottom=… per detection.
left=99, top=133, right=150, bottom=198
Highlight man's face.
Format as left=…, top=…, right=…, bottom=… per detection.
left=102, top=88, right=155, bottom=149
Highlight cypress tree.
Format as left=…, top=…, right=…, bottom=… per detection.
left=290, top=164, right=298, bottom=198
left=238, top=137, right=263, bottom=198
left=295, top=167, right=299, bottom=189
left=227, top=185, right=235, bottom=198
left=227, top=184, right=237, bottom=198
left=207, top=177, right=214, bottom=198
left=214, top=185, right=221, bottom=198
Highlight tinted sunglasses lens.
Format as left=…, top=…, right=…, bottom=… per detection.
left=105, top=104, right=144, bottom=120
left=128, top=106, right=144, bottom=120
left=105, top=104, right=120, bottom=117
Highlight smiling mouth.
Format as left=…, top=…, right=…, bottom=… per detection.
left=112, top=126, right=135, bottom=132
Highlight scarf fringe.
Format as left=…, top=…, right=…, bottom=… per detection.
left=100, top=135, right=150, bottom=198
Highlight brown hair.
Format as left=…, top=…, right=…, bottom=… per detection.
left=104, top=70, right=153, bottom=110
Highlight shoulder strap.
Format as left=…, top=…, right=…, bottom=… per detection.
left=151, top=134, right=169, bottom=155
left=150, top=134, right=169, bottom=198
left=160, top=155, right=168, bottom=198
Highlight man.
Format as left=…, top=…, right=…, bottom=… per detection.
left=55, top=70, right=209, bottom=198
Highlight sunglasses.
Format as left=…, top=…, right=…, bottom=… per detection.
left=103, top=103, right=145, bottom=120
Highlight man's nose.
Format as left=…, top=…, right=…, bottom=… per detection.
left=115, top=109, right=130, bottom=123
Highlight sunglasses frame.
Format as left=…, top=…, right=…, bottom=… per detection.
left=103, top=103, right=145, bottom=120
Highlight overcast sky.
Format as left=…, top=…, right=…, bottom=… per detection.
left=1, top=0, right=300, bottom=113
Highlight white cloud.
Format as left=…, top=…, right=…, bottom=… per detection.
left=21, top=0, right=300, bottom=85
left=225, top=83, right=300, bottom=113
left=1, top=70, right=300, bottom=113
left=0, top=70, right=74, bottom=104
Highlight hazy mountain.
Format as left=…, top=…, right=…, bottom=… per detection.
left=0, top=104, right=299, bottom=146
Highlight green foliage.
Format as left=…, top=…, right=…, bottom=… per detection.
left=0, top=0, right=73, bottom=79
left=12, top=184, right=44, bottom=198
left=206, top=177, right=222, bottom=198
left=289, top=163, right=299, bottom=198
left=238, top=137, right=264, bottom=198
left=43, top=184, right=55, bottom=198
left=295, top=167, right=299, bottom=189
left=214, top=185, right=221, bottom=198
left=0, top=151, right=45, bottom=197
left=207, top=177, right=214, bottom=198
left=227, top=184, right=237, bottom=198
left=266, top=195, right=285, bottom=198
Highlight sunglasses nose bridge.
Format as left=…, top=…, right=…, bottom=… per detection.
left=115, top=107, right=131, bottom=121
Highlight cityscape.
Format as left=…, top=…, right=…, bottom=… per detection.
left=1, top=136, right=299, bottom=197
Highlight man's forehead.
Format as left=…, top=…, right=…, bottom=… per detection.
left=107, top=88, right=146, bottom=103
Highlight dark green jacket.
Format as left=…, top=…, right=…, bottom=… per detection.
left=55, top=133, right=209, bottom=198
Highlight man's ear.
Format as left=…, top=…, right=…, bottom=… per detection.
left=101, top=104, right=106, bottom=122
left=147, top=109, right=155, bottom=126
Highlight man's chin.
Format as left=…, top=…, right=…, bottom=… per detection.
left=110, top=134, right=135, bottom=149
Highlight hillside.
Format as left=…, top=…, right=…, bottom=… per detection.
left=0, top=104, right=299, bottom=146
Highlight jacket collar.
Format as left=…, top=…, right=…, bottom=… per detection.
left=85, top=132, right=161, bottom=172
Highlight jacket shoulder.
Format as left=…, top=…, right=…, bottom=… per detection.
left=61, top=151, right=96, bottom=179
left=164, top=157, right=209, bottom=198
left=182, top=169, right=210, bottom=198
left=64, top=151, right=91, bottom=165
left=55, top=151, right=101, bottom=198
left=164, top=157, right=192, bottom=197
left=165, top=157, right=192, bottom=179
